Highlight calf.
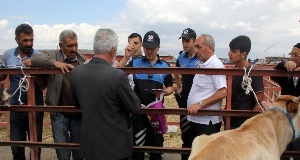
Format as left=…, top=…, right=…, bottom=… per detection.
left=0, top=87, right=11, bottom=107
left=189, top=95, right=300, bottom=160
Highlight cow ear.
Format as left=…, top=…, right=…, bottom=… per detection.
left=293, top=104, right=299, bottom=113
left=292, top=97, right=300, bottom=113
left=286, top=102, right=299, bottom=114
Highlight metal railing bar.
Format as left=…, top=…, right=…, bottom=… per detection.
left=0, top=106, right=261, bottom=117
left=0, top=68, right=299, bottom=77
left=0, top=141, right=299, bottom=156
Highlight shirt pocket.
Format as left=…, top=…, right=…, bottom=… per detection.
left=194, top=75, right=213, bottom=89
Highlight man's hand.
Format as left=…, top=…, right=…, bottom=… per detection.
left=284, top=61, right=297, bottom=71
left=53, top=61, right=74, bottom=74
left=23, top=59, right=32, bottom=67
left=118, top=42, right=136, bottom=67
left=124, top=42, right=135, bottom=58
left=188, top=102, right=202, bottom=116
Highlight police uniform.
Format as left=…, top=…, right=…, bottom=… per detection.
left=127, top=56, right=173, bottom=160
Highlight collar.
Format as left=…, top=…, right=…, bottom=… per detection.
left=132, top=55, right=143, bottom=60
left=183, top=51, right=197, bottom=59
left=272, top=107, right=299, bottom=141
left=234, top=62, right=252, bottom=69
left=62, top=51, right=78, bottom=62
left=89, top=57, right=110, bottom=66
left=14, top=47, right=34, bottom=60
left=202, top=54, right=216, bottom=66
left=183, top=51, right=189, bottom=57
left=141, top=54, right=163, bottom=64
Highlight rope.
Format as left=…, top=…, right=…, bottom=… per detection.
left=9, top=67, right=29, bottom=105
left=241, top=65, right=265, bottom=112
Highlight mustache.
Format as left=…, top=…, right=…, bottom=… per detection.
left=24, top=45, right=33, bottom=49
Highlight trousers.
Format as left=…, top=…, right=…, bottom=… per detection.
left=51, top=112, right=82, bottom=160
left=10, top=111, right=44, bottom=160
left=175, top=94, right=191, bottom=160
left=131, top=114, right=164, bottom=160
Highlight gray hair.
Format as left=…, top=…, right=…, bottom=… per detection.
left=93, top=29, right=118, bottom=54
left=201, top=34, right=215, bottom=52
left=59, top=30, right=77, bottom=43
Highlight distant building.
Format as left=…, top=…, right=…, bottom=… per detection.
left=265, top=56, right=289, bottom=64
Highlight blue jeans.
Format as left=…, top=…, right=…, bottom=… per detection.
left=10, top=111, right=44, bottom=160
left=51, top=112, right=82, bottom=160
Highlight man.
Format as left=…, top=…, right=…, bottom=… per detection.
left=187, top=34, right=227, bottom=152
left=119, top=33, right=143, bottom=66
left=227, top=35, right=264, bottom=129
left=118, top=33, right=143, bottom=89
left=24, top=30, right=85, bottom=160
left=174, top=28, right=199, bottom=160
left=271, top=43, right=300, bottom=160
left=70, top=28, right=141, bottom=160
left=126, top=31, right=173, bottom=160
left=0, top=23, right=44, bottom=160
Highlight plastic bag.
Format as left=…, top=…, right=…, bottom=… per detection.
left=145, top=92, right=167, bottom=134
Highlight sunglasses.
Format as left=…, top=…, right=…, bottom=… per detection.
left=289, top=52, right=300, bottom=57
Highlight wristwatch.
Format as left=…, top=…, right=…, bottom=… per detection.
left=199, top=100, right=204, bottom=109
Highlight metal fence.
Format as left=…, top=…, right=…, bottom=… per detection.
left=0, top=66, right=299, bottom=159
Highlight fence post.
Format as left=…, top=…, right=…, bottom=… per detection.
left=224, top=75, right=233, bottom=130
left=27, top=76, right=38, bottom=160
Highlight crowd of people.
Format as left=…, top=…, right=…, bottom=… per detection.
left=1, top=23, right=300, bottom=160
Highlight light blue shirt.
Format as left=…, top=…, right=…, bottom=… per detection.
left=1, top=47, right=42, bottom=105
left=2, top=47, right=40, bottom=68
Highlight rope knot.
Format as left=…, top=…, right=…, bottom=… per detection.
left=241, top=65, right=254, bottom=95
left=10, top=67, right=29, bottom=105
left=241, top=65, right=265, bottom=112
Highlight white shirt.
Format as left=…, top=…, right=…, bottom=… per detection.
left=293, top=77, right=299, bottom=87
left=126, top=57, right=135, bottom=89
left=187, top=55, right=227, bottom=125
left=127, top=53, right=144, bottom=89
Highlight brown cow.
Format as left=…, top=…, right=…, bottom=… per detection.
left=189, top=95, right=300, bottom=160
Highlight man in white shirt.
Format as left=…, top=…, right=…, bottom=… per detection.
left=187, top=34, right=227, bottom=148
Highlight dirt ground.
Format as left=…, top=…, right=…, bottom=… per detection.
left=0, top=94, right=182, bottom=160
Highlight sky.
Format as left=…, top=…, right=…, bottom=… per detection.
left=0, top=0, right=299, bottom=59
